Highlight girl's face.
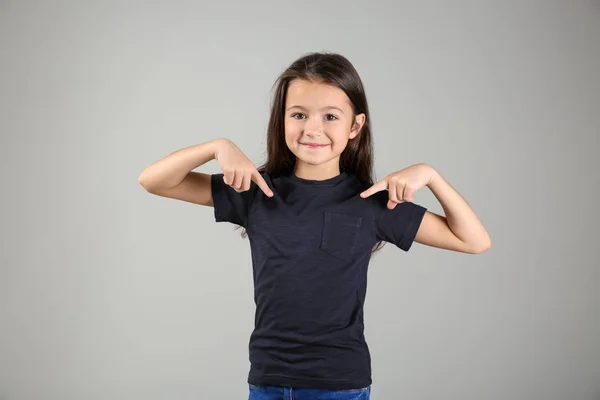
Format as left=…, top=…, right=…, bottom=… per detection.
left=284, top=79, right=365, bottom=178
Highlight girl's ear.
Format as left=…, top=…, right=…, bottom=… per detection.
left=349, top=113, right=366, bottom=139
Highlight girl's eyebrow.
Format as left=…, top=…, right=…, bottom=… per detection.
left=286, top=105, right=345, bottom=114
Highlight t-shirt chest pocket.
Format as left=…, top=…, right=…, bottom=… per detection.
left=319, top=212, right=363, bottom=261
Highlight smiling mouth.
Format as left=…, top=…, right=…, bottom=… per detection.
left=301, top=143, right=329, bottom=148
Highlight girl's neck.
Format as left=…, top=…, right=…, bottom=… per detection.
left=293, top=160, right=341, bottom=181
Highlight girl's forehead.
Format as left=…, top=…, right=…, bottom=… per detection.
left=286, top=80, right=351, bottom=108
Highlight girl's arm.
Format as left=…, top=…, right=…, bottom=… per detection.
left=361, top=163, right=491, bottom=254
left=138, top=138, right=272, bottom=207
left=138, top=138, right=227, bottom=206
left=415, top=169, right=491, bottom=254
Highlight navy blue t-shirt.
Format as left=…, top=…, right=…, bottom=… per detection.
left=210, top=171, right=427, bottom=390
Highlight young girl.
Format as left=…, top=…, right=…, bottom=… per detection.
left=139, top=52, right=491, bottom=400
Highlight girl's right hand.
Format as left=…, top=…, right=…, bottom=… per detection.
left=214, top=139, right=274, bottom=197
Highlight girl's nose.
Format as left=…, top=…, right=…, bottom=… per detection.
left=304, top=117, right=323, bottom=134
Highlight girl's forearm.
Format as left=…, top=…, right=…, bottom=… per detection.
left=427, top=168, right=491, bottom=251
left=138, top=138, right=227, bottom=191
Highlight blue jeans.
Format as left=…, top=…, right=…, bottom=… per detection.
left=248, top=384, right=371, bottom=399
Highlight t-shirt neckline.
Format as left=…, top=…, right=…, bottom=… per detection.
left=287, top=171, right=348, bottom=186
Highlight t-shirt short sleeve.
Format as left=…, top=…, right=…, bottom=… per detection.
left=210, top=173, right=257, bottom=228
left=371, top=191, right=427, bottom=251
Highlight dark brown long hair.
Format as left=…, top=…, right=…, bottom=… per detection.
left=240, top=51, right=386, bottom=255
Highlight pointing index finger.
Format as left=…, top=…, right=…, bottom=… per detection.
left=360, top=180, right=387, bottom=198
left=251, top=170, right=274, bottom=197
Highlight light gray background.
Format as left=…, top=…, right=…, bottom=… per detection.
left=1, top=1, right=599, bottom=399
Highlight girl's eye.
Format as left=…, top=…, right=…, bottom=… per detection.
left=291, top=113, right=338, bottom=121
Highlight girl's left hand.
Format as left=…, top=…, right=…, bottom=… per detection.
left=360, top=163, right=435, bottom=209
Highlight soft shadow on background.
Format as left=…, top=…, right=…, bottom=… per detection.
left=1, top=1, right=599, bottom=399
